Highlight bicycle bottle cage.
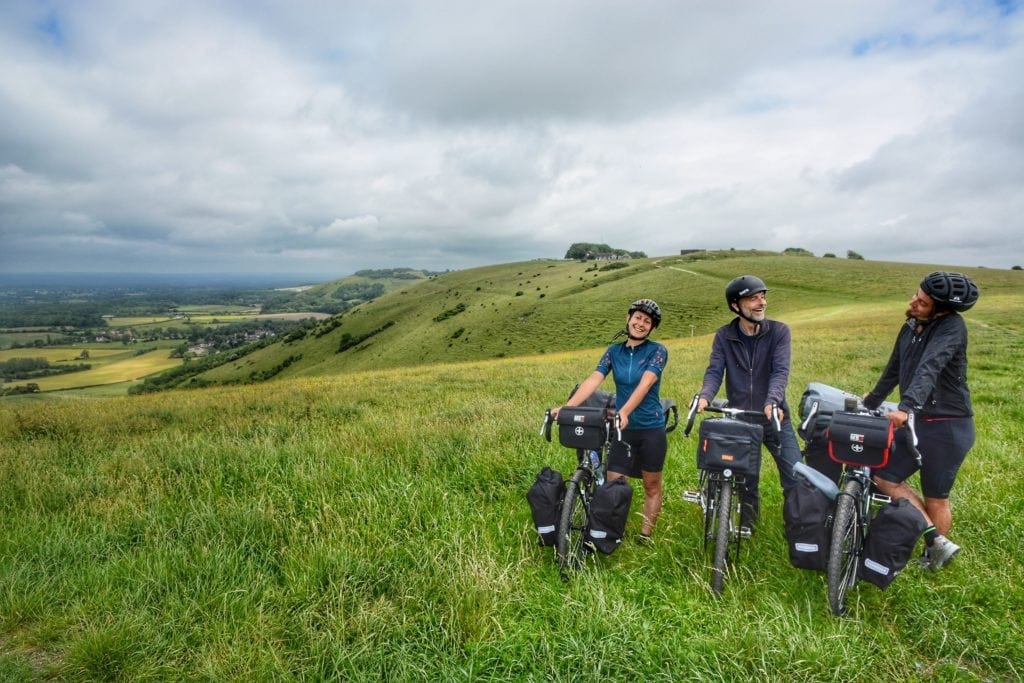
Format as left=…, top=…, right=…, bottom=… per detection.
left=556, top=406, right=610, bottom=450
left=826, top=412, right=893, bottom=468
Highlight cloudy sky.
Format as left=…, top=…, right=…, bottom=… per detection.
left=2, top=1, right=1022, bottom=279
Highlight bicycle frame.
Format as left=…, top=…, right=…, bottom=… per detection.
left=541, top=408, right=625, bottom=578
left=682, top=394, right=780, bottom=594
left=813, top=400, right=923, bottom=617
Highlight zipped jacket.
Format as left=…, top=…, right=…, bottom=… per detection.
left=864, top=313, right=973, bottom=418
left=596, top=339, right=668, bottom=430
left=699, top=318, right=792, bottom=415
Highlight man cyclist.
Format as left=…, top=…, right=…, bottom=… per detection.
left=554, top=299, right=669, bottom=543
left=863, top=271, right=979, bottom=570
left=696, top=275, right=802, bottom=532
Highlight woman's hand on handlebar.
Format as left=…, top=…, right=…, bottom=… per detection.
left=616, top=410, right=630, bottom=431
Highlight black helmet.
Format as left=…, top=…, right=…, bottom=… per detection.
left=628, top=298, right=661, bottom=327
left=920, top=271, right=979, bottom=312
left=725, top=275, right=768, bottom=306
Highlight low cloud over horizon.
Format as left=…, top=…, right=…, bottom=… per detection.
left=2, top=1, right=1022, bottom=277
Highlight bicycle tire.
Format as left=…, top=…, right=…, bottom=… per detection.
left=827, top=478, right=863, bottom=616
left=711, top=477, right=733, bottom=594
left=557, top=467, right=592, bottom=577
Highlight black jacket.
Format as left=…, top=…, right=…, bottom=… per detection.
left=864, top=313, right=973, bottom=418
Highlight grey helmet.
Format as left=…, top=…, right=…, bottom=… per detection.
left=920, top=271, right=979, bottom=312
left=725, top=275, right=768, bottom=307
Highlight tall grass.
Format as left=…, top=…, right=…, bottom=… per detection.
left=1, top=296, right=1021, bottom=680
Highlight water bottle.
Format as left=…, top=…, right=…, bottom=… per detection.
left=589, top=450, right=604, bottom=485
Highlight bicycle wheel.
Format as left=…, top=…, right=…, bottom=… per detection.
left=711, top=477, right=733, bottom=594
left=557, top=467, right=593, bottom=577
left=827, top=478, right=863, bottom=616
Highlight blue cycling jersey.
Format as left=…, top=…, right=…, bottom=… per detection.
left=596, top=339, right=668, bottom=430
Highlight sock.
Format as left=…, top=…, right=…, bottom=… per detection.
left=923, top=526, right=937, bottom=546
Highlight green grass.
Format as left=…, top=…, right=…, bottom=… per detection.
left=1, top=282, right=1022, bottom=680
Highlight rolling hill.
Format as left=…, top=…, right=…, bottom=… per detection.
left=153, top=251, right=1020, bottom=389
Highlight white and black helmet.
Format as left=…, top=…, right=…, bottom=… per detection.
left=628, top=298, right=661, bottom=327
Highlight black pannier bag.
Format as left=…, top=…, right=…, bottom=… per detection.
left=586, top=478, right=633, bottom=554
left=526, top=467, right=565, bottom=546
left=826, top=412, right=894, bottom=468
left=783, top=470, right=835, bottom=571
left=697, top=418, right=763, bottom=476
left=858, top=497, right=928, bottom=588
left=556, top=406, right=609, bottom=451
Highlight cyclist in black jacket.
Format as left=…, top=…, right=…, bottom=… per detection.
left=863, top=271, right=980, bottom=571
left=697, top=275, right=802, bottom=532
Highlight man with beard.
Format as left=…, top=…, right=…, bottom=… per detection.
left=696, top=275, right=802, bottom=533
left=555, top=299, right=669, bottom=543
left=863, top=271, right=980, bottom=570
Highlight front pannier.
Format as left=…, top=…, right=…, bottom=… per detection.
left=826, top=412, right=894, bottom=468
left=526, top=467, right=565, bottom=546
left=586, top=478, right=633, bottom=554
left=556, top=406, right=609, bottom=451
left=697, top=418, right=763, bottom=476
left=858, top=497, right=928, bottom=588
left=783, top=470, right=835, bottom=571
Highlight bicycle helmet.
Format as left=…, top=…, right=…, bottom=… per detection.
left=920, top=271, right=979, bottom=312
left=628, top=298, right=661, bottom=327
left=725, top=275, right=768, bottom=307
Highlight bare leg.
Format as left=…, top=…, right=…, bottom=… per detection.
left=873, top=477, right=934, bottom=526
left=924, top=496, right=952, bottom=536
left=640, top=470, right=663, bottom=536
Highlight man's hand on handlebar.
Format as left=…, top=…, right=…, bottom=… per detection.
left=886, top=409, right=908, bottom=427
left=763, top=404, right=785, bottom=422
left=696, top=397, right=709, bottom=413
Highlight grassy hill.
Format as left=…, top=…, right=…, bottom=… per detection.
left=2, top=253, right=1022, bottom=679
left=189, top=251, right=1021, bottom=387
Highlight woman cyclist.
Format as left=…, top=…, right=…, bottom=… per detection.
left=552, top=299, right=669, bottom=543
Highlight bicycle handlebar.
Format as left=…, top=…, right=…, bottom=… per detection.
left=683, top=393, right=782, bottom=437
left=798, top=396, right=923, bottom=466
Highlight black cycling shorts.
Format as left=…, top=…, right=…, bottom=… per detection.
left=874, top=416, right=974, bottom=499
left=607, top=427, right=668, bottom=477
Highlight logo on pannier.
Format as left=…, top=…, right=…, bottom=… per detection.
left=574, top=426, right=586, bottom=437
left=573, top=415, right=587, bottom=423
left=721, top=453, right=735, bottom=462
left=848, top=432, right=866, bottom=443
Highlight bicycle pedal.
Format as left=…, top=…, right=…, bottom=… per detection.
left=739, top=526, right=753, bottom=540
left=870, top=493, right=892, bottom=505
left=682, top=490, right=702, bottom=504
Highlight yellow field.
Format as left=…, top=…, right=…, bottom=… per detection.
left=0, top=348, right=128, bottom=363
left=8, top=349, right=183, bottom=392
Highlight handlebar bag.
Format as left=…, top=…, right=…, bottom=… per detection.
left=697, top=418, right=763, bottom=476
left=826, top=412, right=893, bottom=468
left=526, top=467, right=565, bottom=547
left=556, top=406, right=610, bottom=450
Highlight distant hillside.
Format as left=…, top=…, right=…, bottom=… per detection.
left=140, top=251, right=1020, bottom=390
left=260, top=268, right=442, bottom=314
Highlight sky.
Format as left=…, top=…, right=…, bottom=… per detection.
left=1, top=1, right=1022, bottom=280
